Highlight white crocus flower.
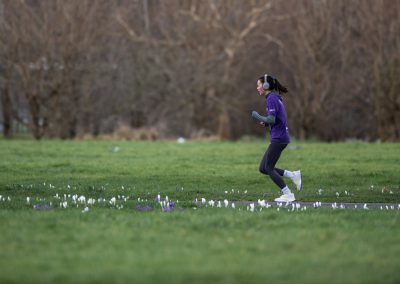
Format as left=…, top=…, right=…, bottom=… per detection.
left=231, top=203, right=235, bottom=209
left=217, top=201, right=222, bottom=208
left=363, top=204, right=369, bottom=210
left=82, top=207, right=89, bottom=213
left=208, top=200, right=215, bottom=207
left=201, top=198, right=206, bottom=204
left=110, top=197, right=116, bottom=205
left=224, top=199, right=229, bottom=207
left=78, top=196, right=86, bottom=204
left=249, top=203, right=255, bottom=212
left=26, top=197, right=30, bottom=204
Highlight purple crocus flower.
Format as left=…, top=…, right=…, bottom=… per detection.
left=169, top=202, right=175, bottom=208
left=135, top=205, right=142, bottom=212
left=144, top=204, right=152, bottom=212
left=162, top=205, right=171, bottom=212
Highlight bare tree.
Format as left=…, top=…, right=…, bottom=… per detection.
left=359, top=0, right=400, bottom=141
left=1, top=0, right=399, bottom=141
left=1, top=0, right=115, bottom=139
left=116, top=0, right=283, bottom=139
left=275, top=0, right=343, bottom=140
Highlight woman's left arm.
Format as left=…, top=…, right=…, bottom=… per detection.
left=251, top=111, right=276, bottom=125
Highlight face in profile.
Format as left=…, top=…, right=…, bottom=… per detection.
left=256, top=80, right=266, bottom=96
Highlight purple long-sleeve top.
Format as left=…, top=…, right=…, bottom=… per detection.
left=266, top=92, right=291, bottom=144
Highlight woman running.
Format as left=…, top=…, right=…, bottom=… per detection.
left=251, top=74, right=301, bottom=202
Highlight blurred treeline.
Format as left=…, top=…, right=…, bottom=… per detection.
left=0, top=0, right=399, bottom=141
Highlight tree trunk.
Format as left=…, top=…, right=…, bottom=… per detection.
left=217, top=110, right=231, bottom=140
left=27, top=94, right=43, bottom=140
left=1, top=87, right=13, bottom=138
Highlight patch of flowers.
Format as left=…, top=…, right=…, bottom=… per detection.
left=33, top=204, right=51, bottom=211
left=2, top=183, right=400, bottom=213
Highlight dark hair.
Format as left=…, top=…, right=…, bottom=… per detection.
left=258, top=75, right=288, bottom=94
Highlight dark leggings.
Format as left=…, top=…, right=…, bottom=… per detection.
left=259, top=142, right=288, bottom=189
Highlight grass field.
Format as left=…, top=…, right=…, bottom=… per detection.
left=1, top=140, right=400, bottom=283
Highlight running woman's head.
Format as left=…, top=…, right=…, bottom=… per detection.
left=256, top=74, right=288, bottom=96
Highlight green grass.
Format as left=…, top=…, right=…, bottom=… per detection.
left=1, top=140, right=400, bottom=284
left=1, top=140, right=399, bottom=202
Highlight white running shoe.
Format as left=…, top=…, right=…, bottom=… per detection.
left=274, top=193, right=296, bottom=203
left=292, top=170, right=302, bottom=191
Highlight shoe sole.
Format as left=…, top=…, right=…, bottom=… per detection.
left=274, top=198, right=296, bottom=203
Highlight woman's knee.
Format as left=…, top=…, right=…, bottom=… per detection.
left=259, top=164, right=268, bottom=175
left=259, top=164, right=272, bottom=175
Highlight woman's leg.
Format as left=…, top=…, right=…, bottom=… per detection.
left=259, top=143, right=288, bottom=189
left=276, top=168, right=302, bottom=191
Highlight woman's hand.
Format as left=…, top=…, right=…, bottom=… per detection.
left=251, top=111, right=259, bottom=118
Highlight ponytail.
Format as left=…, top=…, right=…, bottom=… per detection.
left=274, top=78, right=288, bottom=94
